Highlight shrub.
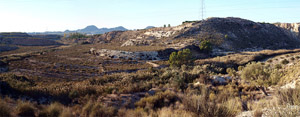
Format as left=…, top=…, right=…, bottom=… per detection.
left=182, top=94, right=236, bottom=117
left=267, top=59, right=272, bottom=63
left=277, top=88, right=300, bottom=105
left=275, top=64, right=282, bottom=69
left=199, top=40, right=212, bottom=53
left=66, top=33, right=87, bottom=39
left=290, top=57, right=295, bottom=61
left=135, top=90, right=178, bottom=110
left=168, top=49, right=193, bottom=67
left=16, top=101, right=36, bottom=117
left=60, top=108, right=73, bottom=117
left=253, top=109, right=263, bottom=117
left=241, top=62, right=272, bottom=95
left=81, top=101, right=116, bottom=117
left=90, top=104, right=116, bottom=117
left=281, top=59, right=289, bottom=65
left=226, top=68, right=237, bottom=77
left=0, top=100, right=11, bottom=117
left=47, top=102, right=63, bottom=117
left=39, top=102, right=63, bottom=117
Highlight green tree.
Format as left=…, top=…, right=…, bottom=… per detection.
left=169, top=49, right=193, bottom=67
left=199, top=40, right=212, bottom=53
left=168, top=24, right=171, bottom=27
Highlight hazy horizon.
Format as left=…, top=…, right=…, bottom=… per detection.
left=0, top=0, right=299, bottom=32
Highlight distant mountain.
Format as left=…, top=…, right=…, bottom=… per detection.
left=144, top=26, right=155, bottom=29
left=31, top=25, right=128, bottom=35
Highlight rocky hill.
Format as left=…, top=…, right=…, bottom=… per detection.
left=92, top=17, right=300, bottom=52
left=0, top=33, right=62, bottom=46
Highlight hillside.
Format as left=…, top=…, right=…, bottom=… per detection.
left=90, top=17, right=300, bottom=53
left=0, top=32, right=62, bottom=46
left=2, top=17, right=300, bottom=117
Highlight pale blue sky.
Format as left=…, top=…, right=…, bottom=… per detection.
left=0, top=0, right=299, bottom=32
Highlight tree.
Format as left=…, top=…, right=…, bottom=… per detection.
left=169, top=49, right=193, bottom=67
left=241, top=62, right=271, bottom=96
left=163, top=24, right=166, bottom=28
left=168, top=24, right=171, bottom=27
left=199, top=40, right=212, bottom=53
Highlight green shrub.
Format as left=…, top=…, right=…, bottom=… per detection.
left=241, top=62, right=281, bottom=95
left=66, top=33, right=87, bottom=39
left=241, top=62, right=269, bottom=86
left=168, top=49, right=193, bottom=67
left=199, top=40, right=212, bottom=53
left=226, top=68, right=237, bottom=77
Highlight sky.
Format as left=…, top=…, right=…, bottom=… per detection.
left=0, top=0, right=299, bottom=32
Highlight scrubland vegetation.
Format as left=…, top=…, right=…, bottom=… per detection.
left=1, top=17, right=300, bottom=116
left=2, top=45, right=300, bottom=117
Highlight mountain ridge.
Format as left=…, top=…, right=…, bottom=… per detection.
left=30, top=25, right=128, bottom=35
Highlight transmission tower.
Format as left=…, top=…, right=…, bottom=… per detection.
left=201, top=0, right=205, bottom=20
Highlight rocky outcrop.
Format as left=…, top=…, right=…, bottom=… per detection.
left=121, top=39, right=153, bottom=47
left=274, top=23, right=300, bottom=33
left=90, top=48, right=178, bottom=60
left=274, top=23, right=300, bottom=38
left=90, top=49, right=160, bottom=60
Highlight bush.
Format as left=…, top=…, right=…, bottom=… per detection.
left=241, top=62, right=269, bottom=87
left=281, top=59, right=289, bottom=65
left=135, top=90, right=178, bottom=110
left=16, top=101, right=36, bottom=117
left=60, top=108, right=73, bottom=117
left=240, top=62, right=281, bottom=95
left=39, top=102, right=63, bottom=117
left=182, top=94, right=236, bottom=117
left=168, top=49, right=193, bottom=67
left=0, top=100, right=11, bottom=117
left=277, top=88, right=300, bottom=105
left=199, top=40, right=212, bottom=53
left=81, top=101, right=116, bottom=117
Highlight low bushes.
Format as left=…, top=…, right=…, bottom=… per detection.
left=135, top=90, right=178, bottom=110
left=0, top=99, right=11, bottom=117
left=16, top=101, right=36, bottom=117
